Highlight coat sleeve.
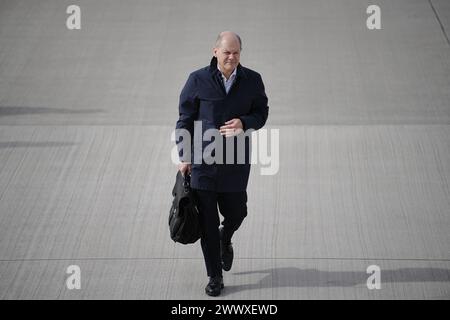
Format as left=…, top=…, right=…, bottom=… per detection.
left=175, top=73, right=199, bottom=162
left=239, top=73, right=269, bottom=131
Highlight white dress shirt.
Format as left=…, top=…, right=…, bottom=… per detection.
left=218, top=66, right=237, bottom=94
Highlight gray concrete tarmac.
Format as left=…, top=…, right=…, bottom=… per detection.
left=0, top=0, right=449, bottom=299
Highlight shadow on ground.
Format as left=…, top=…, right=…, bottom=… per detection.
left=222, top=267, right=450, bottom=295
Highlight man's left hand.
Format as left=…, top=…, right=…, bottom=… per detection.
left=219, top=118, right=243, bottom=137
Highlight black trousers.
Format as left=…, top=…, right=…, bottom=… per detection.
left=193, top=189, right=248, bottom=278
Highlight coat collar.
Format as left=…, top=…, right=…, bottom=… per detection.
left=209, top=56, right=247, bottom=79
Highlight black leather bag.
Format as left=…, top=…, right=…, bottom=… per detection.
left=169, top=171, right=201, bottom=244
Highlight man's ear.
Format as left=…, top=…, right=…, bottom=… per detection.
left=212, top=47, right=217, bottom=57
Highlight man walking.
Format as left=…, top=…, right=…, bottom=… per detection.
left=175, top=31, right=269, bottom=296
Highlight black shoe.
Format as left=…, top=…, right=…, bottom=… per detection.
left=220, top=227, right=234, bottom=272
left=205, top=276, right=224, bottom=297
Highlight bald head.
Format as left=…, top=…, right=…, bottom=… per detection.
left=215, top=31, right=242, bottom=50
left=213, top=31, right=242, bottom=79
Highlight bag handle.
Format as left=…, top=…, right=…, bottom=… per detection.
left=182, top=173, right=191, bottom=192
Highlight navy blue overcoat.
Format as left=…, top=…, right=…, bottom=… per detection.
left=175, top=57, right=269, bottom=192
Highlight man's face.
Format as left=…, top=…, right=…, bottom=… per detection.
left=213, top=40, right=241, bottom=75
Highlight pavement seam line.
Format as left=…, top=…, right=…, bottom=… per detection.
left=1, top=257, right=450, bottom=262
left=428, top=0, right=450, bottom=47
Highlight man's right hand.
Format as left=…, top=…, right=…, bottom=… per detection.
left=178, top=162, right=192, bottom=176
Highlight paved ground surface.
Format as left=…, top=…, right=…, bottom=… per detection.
left=0, top=0, right=449, bottom=299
